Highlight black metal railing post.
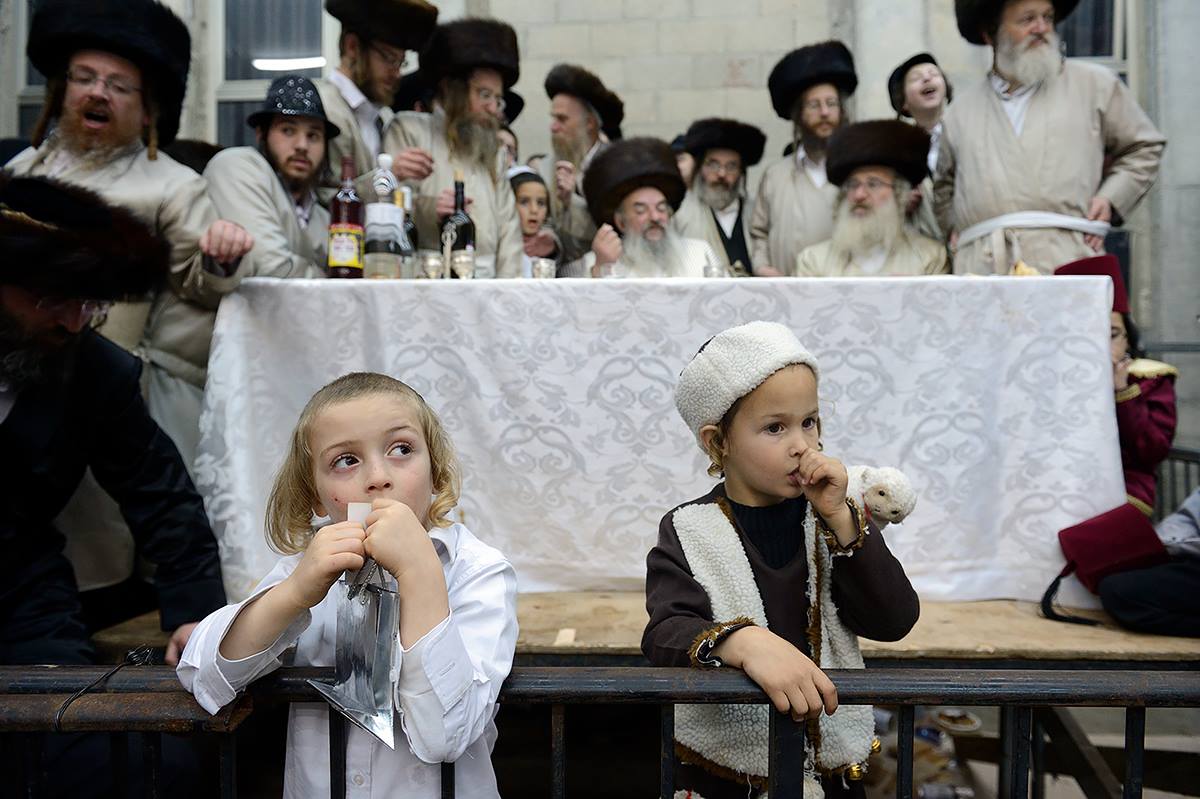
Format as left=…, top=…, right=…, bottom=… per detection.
left=896, top=705, right=915, bottom=799
left=659, top=704, right=674, bottom=799
left=1009, top=706, right=1032, bottom=799
left=1123, top=706, right=1146, bottom=799
left=142, top=732, right=162, bottom=799
left=767, top=711, right=806, bottom=797
left=440, top=761, right=455, bottom=798
left=219, top=733, right=237, bottom=799
left=1031, top=714, right=1046, bottom=799
left=329, top=711, right=346, bottom=799
left=550, top=704, right=566, bottom=799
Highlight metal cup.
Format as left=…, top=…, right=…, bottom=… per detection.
left=530, top=257, right=557, bottom=279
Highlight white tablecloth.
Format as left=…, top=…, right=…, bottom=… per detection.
left=197, top=276, right=1123, bottom=606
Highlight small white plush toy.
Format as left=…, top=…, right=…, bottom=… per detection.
left=845, top=465, right=917, bottom=529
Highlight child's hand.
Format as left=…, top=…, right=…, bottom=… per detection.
left=282, top=521, right=366, bottom=610
left=364, top=498, right=439, bottom=584
left=797, top=449, right=849, bottom=521
left=715, top=626, right=838, bottom=721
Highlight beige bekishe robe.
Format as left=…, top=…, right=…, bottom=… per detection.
left=934, top=60, right=1165, bottom=275
left=672, top=191, right=754, bottom=277
left=384, top=109, right=522, bottom=278
left=749, top=156, right=838, bottom=276
left=795, top=227, right=949, bottom=276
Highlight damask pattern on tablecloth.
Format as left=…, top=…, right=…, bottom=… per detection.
left=197, top=276, right=1122, bottom=607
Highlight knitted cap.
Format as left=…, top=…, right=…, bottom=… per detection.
left=675, top=321, right=820, bottom=441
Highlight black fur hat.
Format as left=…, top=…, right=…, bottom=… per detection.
left=424, top=18, right=520, bottom=88
left=955, top=0, right=1079, bottom=45
left=26, top=0, right=191, bottom=146
left=583, top=138, right=685, bottom=229
left=767, top=40, right=857, bottom=120
left=826, top=120, right=931, bottom=187
left=544, top=64, right=625, bottom=142
left=0, top=172, right=167, bottom=300
left=887, top=53, right=954, bottom=116
left=504, top=89, right=525, bottom=125
left=325, top=0, right=439, bottom=51
left=683, top=118, right=767, bottom=168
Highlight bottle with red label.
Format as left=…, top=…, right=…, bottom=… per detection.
left=327, top=155, right=364, bottom=278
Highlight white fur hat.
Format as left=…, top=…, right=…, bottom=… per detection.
left=675, top=321, right=820, bottom=441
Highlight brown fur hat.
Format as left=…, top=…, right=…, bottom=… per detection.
left=26, top=0, right=191, bottom=146
left=423, top=18, right=520, bottom=88
left=682, top=118, right=767, bottom=168
left=0, top=172, right=167, bottom=300
left=825, top=120, right=931, bottom=187
left=767, top=40, right=857, bottom=120
left=955, top=0, right=1079, bottom=44
left=583, top=138, right=685, bottom=228
left=544, top=64, right=625, bottom=142
left=325, top=0, right=439, bottom=51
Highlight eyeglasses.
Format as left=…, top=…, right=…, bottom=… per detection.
left=35, top=296, right=112, bottom=325
left=369, top=44, right=409, bottom=73
left=843, top=177, right=894, bottom=193
left=701, top=160, right=741, bottom=176
left=470, top=84, right=506, bottom=113
left=65, top=68, right=141, bottom=98
left=802, top=98, right=841, bottom=112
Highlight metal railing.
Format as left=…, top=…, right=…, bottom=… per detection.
left=1156, top=446, right=1200, bottom=520
left=2, top=665, right=1198, bottom=799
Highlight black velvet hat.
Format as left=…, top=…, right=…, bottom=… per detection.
left=544, top=64, right=625, bottom=142
left=325, top=0, right=439, bottom=51
left=0, top=171, right=167, bottom=299
left=423, top=18, right=520, bottom=89
left=825, top=120, right=931, bottom=187
left=26, top=0, right=191, bottom=146
left=683, top=118, right=767, bottom=168
left=583, top=137, right=685, bottom=228
left=247, top=76, right=341, bottom=140
left=767, top=40, right=857, bottom=120
left=955, top=0, right=1080, bottom=45
left=887, top=53, right=953, bottom=116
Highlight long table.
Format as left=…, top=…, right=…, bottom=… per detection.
left=197, top=276, right=1124, bottom=606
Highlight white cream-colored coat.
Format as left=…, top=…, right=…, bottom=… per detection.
left=749, top=155, right=838, bottom=276
left=672, top=190, right=754, bottom=276
left=384, top=110, right=522, bottom=278
left=933, top=60, right=1166, bottom=275
left=796, top=227, right=949, bottom=276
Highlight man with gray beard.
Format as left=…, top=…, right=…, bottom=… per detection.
left=797, top=121, right=947, bottom=276
left=384, top=18, right=523, bottom=277
left=574, top=138, right=720, bottom=278
left=672, top=118, right=766, bottom=277
left=934, top=0, right=1165, bottom=274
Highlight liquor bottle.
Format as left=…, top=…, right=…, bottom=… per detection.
left=400, top=185, right=419, bottom=252
left=395, top=191, right=416, bottom=278
left=364, top=154, right=402, bottom=279
left=441, top=170, right=475, bottom=278
left=327, top=155, right=364, bottom=278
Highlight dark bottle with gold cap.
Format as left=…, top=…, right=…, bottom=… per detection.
left=441, top=169, right=475, bottom=254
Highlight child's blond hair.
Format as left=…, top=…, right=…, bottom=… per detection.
left=264, top=372, right=462, bottom=554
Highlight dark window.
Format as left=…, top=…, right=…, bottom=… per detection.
left=225, top=0, right=324, bottom=81
left=1059, top=0, right=1119, bottom=58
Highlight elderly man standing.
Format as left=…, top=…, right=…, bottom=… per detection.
left=935, top=0, right=1165, bottom=274
left=672, top=118, right=766, bottom=277
left=385, top=18, right=523, bottom=278
left=797, top=120, right=948, bottom=276
left=7, top=0, right=253, bottom=466
left=537, top=64, right=625, bottom=265
left=204, top=76, right=340, bottom=279
left=318, top=0, right=439, bottom=192
left=750, top=41, right=857, bottom=276
left=571, top=137, right=720, bottom=278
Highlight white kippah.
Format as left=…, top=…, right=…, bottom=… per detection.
left=675, top=321, right=820, bottom=441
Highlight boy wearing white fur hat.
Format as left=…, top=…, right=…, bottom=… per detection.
left=643, top=321, right=919, bottom=797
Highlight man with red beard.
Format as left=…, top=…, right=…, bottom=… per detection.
left=318, top=0, right=440, bottom=194
left=385, top=18, right=524, bottom=277
left=934, top=0, right=1165, bottom=274
left=6, top=0, right=253, bottom=468
left=750, top=41, right=857, bottom=276
left=204, top=76, right=340, bottom=279
left=797, top=120, right=948, bottom=276
left=672, top=118, right=767, bottom=277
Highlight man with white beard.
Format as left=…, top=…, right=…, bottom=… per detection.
left=934, top=0, right=1165, bottom=274
left=573, top=138, right=720, bottom=278
left=672, top=118, right=766, bottom=277
left=797, top=120, right=948, bottom=276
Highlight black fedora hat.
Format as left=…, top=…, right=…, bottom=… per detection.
left=246, top=76, right=341, bottom=140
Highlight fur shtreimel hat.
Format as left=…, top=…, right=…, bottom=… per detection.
left=887, top=52, right=954, bottom=117
left=544, top=64, right=625, bottom=142
left=683, top=118, right=767, bottom=169
left=325, top=0, right=439, bottom=51
left=582, top=137, right=685, bottom=229
left=826, top=120, right=931, bottom=187
left=675, top=321, right=821, bottom=442
left=0, top=172, right=167, bottom=300
left=955, top=0, right=1080, bottom=45
left=423, top=18, right=520, bottom=89
left=767, top=40, right=857, bottom=121
left=26, top=0, right=191, bottom=147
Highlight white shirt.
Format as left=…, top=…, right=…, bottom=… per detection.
left=851, top=246, right=888, bottom=275
left=927, top=121, right=943, bottom=174
left=796, top=147, right=828, bottom=188
left=329, top=70, right=385, bottom=159
left=178, top=522, right=518, bottom=799
left=713, top=198, right=740, bottom=238
left=989, top=71, right=1037, bottom=136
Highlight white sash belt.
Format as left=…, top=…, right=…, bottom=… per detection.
left=959, top=211, right=1110, bottom=247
